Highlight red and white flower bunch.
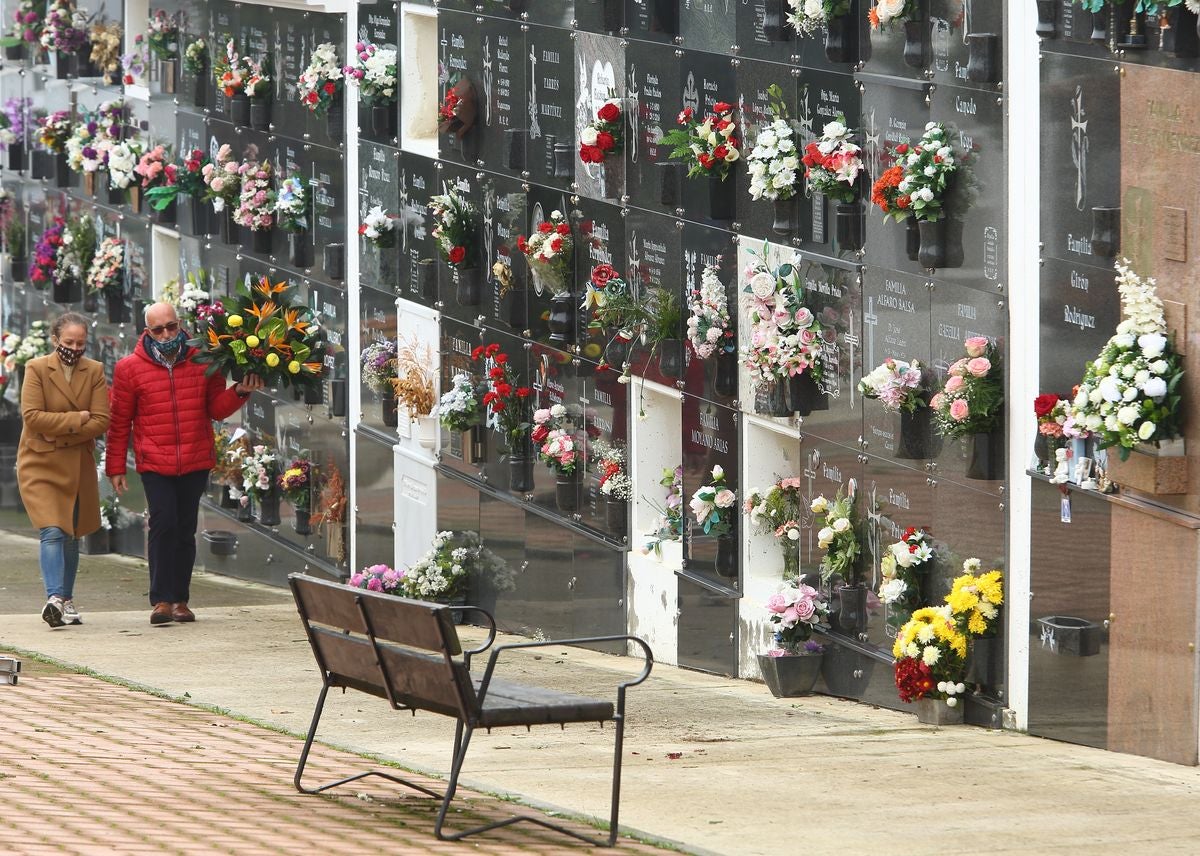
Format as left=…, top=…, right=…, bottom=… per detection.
left=879, top=526, right=934, bottom=621
left=593, top=441, right=632, bottom=501
left=859, top=357, right=925, bottom=412
left=739, top=253, right=826, bottom=388
left=579, top=98, right=623, bottom=164
left=1034, top=393, right=1071, bottom=441
left=869, top=0, right=920, bottom=30
left=686, top=262, right=733, bottom=360
left=661, top=101, right=741, bottom=181
left=234, top=160, right=274, bottom=232
left=872, top=122, right=957, bottom=223
left=765, top=579, right=828, bottom=656
left=931, top=337, right=1003, bottom=439
left=429, top=190, right=475, bottom=268
left=802, top=116, right=864, bottom=204
left=85, top=236, right=124, bottom=296
left=517, top=210, right=573, bottom=294
left=215, top=38, right=252, bottom=97
left=298, top=42, right=342, bottom=115
left=358, top=205, right=396, bottom=248
left=532, top=404, right=581, bottom=476
left=235, top=444, right=279, bottom=506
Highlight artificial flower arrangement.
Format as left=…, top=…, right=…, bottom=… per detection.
left=802, top=115, right=864, bottom=204
left=146, top=147, right=208, bottom=211
left=133, top=144, right=176, bottom=191
left=739, top=250, right=827, bottom=395
left=183, top=38, right=207, bottom=76
left=1069, top=258, right=1184, bottom=459
left=37, top=111, right=73, bottom=154
left=531, top=403, right=581, bottom=476
left=787, top=0, right=851, bottom=35
left=743, top=476, right=805, bottom=573
left=145, top=9, right=179, bottom=60
left=946, top=558, right=1004, bottom=638
left=358, top=205, right=396, bottom=248
left=40, top=0, right=85, bottom=54
left=660, top=101, right=740, bottom=180
left=473, top=341, right=534, bottom=447
left=55, top=214, right=96, bottom=286
left=859, top=358, right=926, bottom=412
left=120, top=33, right=150, bottom=85
left=84, top=236, right=124, bottom=297
left=582, top=262, right=630, bottom=326
left=172, top=269, right=219, bottom=328
left=689, top=464, right=737, bottom=538
left=593, top=440, right=633, bottom=501
left=274, top=173, right=309, bottom=232
left=746, top=85, right=800, bottom=202
left=764, top=580, right=828, bottom=656
left=641, top=464, right=684, bottom=559
left=12, top=320, right=49, bottom=365
left=892, top=605, right=968, bottom=707
left=29, top=218, right=65, bottom=288
left=234, top=160, right=274, bottom=232
left=245, top=56, right=271, bottom=101
left=579, top=97, right=623, bottom=164
left=311, top=459, right=348, bottom=563
left=214, top=37, right=251, bottom=97
left=1033, top=392, right=1084, bottom=471
left=200, top=143, right=241, bottom=213
left=278, top=457, right=312, bottom=508
left=64, top=117, right=105, bottom=174
left=871, top=123, right=957, bottom=224
left=879, top=527, right=935, bottom=632
left=232, top=443, right=279, bottom=507
left=0, top=97, right=29, bottom=150
left=343, top=41, right=397, bottom=103
left=107, top=139, right=143, bottom=191
left=437, top=75, right=477, bottom=142
left=810, top=488, right=861, bottom=583
left=191, top=275, right=324, bottom=391
left=349, top=562, right=407, bottom=596
left=930, top=337, right=1003, bottom=439
left=686, top=261, right=734, bottom=360
left=5, top=0, right=44, bottom=51
left=436, top=372, right=481, bottom=432
left=298, top=42, right=342, bottom=115
left=517, top=209, right=573, bottom=294
left=429, top=190, right=475, bottom=269
left=390, top=334, right=437, bottom=422
left=352, top=530, right=504, bottom=602
left=359, top=339, right=398, bottom=395
left=869, top=0, right=921, bottom=30
left=89, top=21, right=123, bottom=83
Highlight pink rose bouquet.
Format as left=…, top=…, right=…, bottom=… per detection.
left=201, top=143, right=241, bottom=212
left=931, top=337, right=1004, bottom=440
left=765, top=579, right=828, bottom=655
left=349, top=562, right=406, bottom=595
left=233, top=160, right=274, bottom=231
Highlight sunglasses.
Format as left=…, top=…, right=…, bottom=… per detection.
left=147, top=321, right=180, bottom=335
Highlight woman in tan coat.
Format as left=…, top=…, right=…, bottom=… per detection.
left=18, top=312, right=111, bottom=628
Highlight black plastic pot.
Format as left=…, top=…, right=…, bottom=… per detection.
left=324, top=243, right=345, bottom=281
left=1168, top=6, right=1198, bottom=57
left=835, top=202, right=864, bottom=252
left=82, top=289, right=99, bottom=313
left=1090, top=207, right=1119, bottom=258
left=555, top=469, right=579, bottom=513
left=965, top=33, right=1000, bottom=83
left=965, top=429, right=1005, bottom=481
left=288, top=231, right=313, bottom=268
left=294, top=508, right=312, bottom=536
left=917, top=218, right=947, bottom=270
left=106, top=292, right=127, bottom=324
left=964, top=635, right=999, bottom=686
left=708, top=176, right=736, bottom=221
left=1034, top=0, right=1056, bottom=38
left=230, top=93, right=251, bottom=126
left=10, top=256, right=27, bottom=284
left=552, top=142, right=574, bottom=180
left=55, top=49, right=73, bottom=80
left=903, top=19, right=930, bottom=68
left=381, top=396, right=399, bottom=428
left=1090, top=10, right=1107, bottom=44
left=153, top=198, right=177, bottom=226
left=714, top=532, right=737, bottom=579
left=257, top=489, right=281, bottom=527
left=755, top=381, right=791, bottom=417
left=192, top=64, right=209, bottom=108
left=52, top=276, right=80, bottom=305
left=547, top=292, right=575, bottom=345
left=836, top=583, right=869, bottom=635
left=108, top=182, right=126, bottom=207
left=788, top=372, right=827, bottom=416
left=5, top=43, right=22, bottom=62
left=7, top=142, right=24, bottom=172
left=204, top=530, right=238, bottom=557
left=54, top=152, right=70, bottom=188
left=329, top=378, right=347, bottom=417
left=896, top=406, right=938, bottom=460
left=509, top=433, right=535, bottom=494
left=605, top=495, right=627, bottom=535
left=371, top=103, right=397, bottom=139
left=30, top=149, right=54, bottom=179
left=186, top=195, right=208, bottom=236
left=824, top=13, right=854, bottom=63
left=325, top=98, right=344, bottom=141
left=506, top=128, right=527, bottom=171
left=658, top=338, right=684, bottom=379
left=454, top=266, right=481, bottom=307
left=218, top=209, right=237, bottom=245
left=904, top=215, right=920, bottom=261
left=714, top=349, right=738, bottom=398
left=252, top=228, right=273, bottom=255
left=220, top=486, right=240, bottom=509
left=249, top=96, right=271, bottom=131
left=417, top=259, right=438, bottom=302
left=772, top=196, right=797, bottom=237
left=303, top=381, right=323, bottom=406
left=660, top=162, right=684, bottom=208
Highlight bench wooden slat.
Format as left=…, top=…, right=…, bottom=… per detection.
left=360, top=595, right=463, bottom=655
left=476, top=676, right=614, bottom=728
left=310, top=628, right=389, bottom=695
left=377, top=645, right=475, bottom=717
left=293, top=577, right=369, bottom=634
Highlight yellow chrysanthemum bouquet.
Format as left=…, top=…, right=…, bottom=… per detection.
left=946, top=559, right=1004, bottom=637
left=190, top=275, right=324, bottom=391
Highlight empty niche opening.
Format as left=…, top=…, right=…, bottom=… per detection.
left=400, top=4, right=438, bottom=158
left=631, top=379, right=683, bottom=569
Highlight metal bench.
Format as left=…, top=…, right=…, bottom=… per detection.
left=288, top=573, right=653, bottom=847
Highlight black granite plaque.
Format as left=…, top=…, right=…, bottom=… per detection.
left=355, top=6, right=398, bottom=147
left=400, top=152, right=438, bottom=309
left=676, top=50, right=737, bottom=228
left=682, top=395, right=739, bottom=583
left=575, top=196, right=626, bottom=368
left=475, top=17, right=525, bottom=175
left=573, top=31, right=625, bottom=204
left=359, top=287, right=400, bottom=436
left=1038, top=256, right=1119, bottom=398
left=625, top=207, right=683, bottom=384
left=680, top=223, right=738, bottom=405
left=437, top=12, right=481, bottom=169
left=624, top=39, right=681, bottom=216
left=680, top=0, right=737, bottom=55
left=735, top=59, right=801, bottom=242
left=523, top=25, right=576, bottom=193
left=358, top=139, right=402, bottom=296
left=433, top=162, right=482, bottom=327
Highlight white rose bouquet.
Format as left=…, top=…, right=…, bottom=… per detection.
left=879, top=526, right=935, bottom=632
left=1069, top=258, right=1184, bottom=459
left=810, top=488, right=861, bottom=584
left=870, top=0, right=920, bottom=30
left=787, top=0, right=852, bottom=36
left=689, top=465, right=737, bottom=537
left=747, top=92, right=801, bottom=202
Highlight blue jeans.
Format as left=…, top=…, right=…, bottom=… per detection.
left=39, top=527, right=80, bottom=600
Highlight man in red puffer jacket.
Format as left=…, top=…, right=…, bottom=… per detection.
left=106, top=302, right=265, bottom=626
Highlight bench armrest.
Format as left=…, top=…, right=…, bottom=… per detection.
left=476, top=635, right=654, bottom=706
left=455, top=606, right=498, bottom=670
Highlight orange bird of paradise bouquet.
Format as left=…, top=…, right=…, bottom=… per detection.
left=189, top=274, right=325, bottom=390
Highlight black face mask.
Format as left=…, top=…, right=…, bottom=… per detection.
left=56, top=344, right=85, bottom=366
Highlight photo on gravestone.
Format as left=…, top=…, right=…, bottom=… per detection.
left=359, top=286, right=400, bottom=437
left=306, top=14, right=348, bottom=148
left=928, top=0, right=1003, bottom=90
left=679, top=0, right=737, bottom=55
left=479, top=171, right=529, bottom=332
left=929, top=278, right=1006, bottom=492
left=682, top=395, right=740, bottom=584
left=860, top=81, right=931, bottom=276
left=270, top=8, right=311, bottom=142
left=675, top=50, right=737, bottom=228
left=860, top=266, right=933, bottom=463
left=581, top=362, right=632, bottom=539
left=357, top=138, right=401, bottom=295
left=431, top=162, right=482, bottom=325
left=573, top=31, right=625, bottom=204
left=925, top=83, right=1003, bottom=288
left=523, top=25, right=577, bottom=193
left=735, top=60, right=802, bottom=244
left=1038, top=257, right=1119, bottom=404
left=1038, top=51, right=1121, bottom=270
left=574, top=196, right=626, bottom=372
left=623, top=39, right=681, bottom=216
left=801, top=71, right=864, bottom=254
left=473, top=16, right=526, bottom=176
left=521, top=184, right=576, bottom=344
left=527, top=344, right=587, bottom=520
left=626, top=0, right=681, bottom=43
left=400, top=152, right=438, bottom=309
left=680, top=222, right=738, bottom=406
left=209, top=2, right=241, bottom=119
left=437, top=11, right=481, bottom=169
left=860, top=451, right=936, bottom=650
left=623, top=207, right=683, bottom=386
left=355, top=5, right=398, bottom=146
left=438, top=313, right=485, bottom=480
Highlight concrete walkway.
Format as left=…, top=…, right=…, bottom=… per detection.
left=2, top=530, right=1200, bottom=854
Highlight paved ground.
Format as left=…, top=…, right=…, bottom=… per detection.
left=3, top=530, right=1200, bottom=854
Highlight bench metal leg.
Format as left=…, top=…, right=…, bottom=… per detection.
left=433, top=715, right=625, bottom=848
left=293, top=675, right=444, bottom=800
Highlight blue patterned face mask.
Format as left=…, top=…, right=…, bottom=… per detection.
left=151, top=330, right=187, bottom=357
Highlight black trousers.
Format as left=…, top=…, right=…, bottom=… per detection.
left=141, top=470, right=209, bottom=606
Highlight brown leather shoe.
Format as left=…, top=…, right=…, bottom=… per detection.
left=150, top=602, right=174, bottom=625
left=171, top=602, right=195, bottom=623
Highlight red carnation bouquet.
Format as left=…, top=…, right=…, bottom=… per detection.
left=579, top=97, right=623, bottom=164
left=472, top=342, right=532, bottom=446
left=660, top=100, right=740, bottom=181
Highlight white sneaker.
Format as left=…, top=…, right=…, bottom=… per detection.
left=61, top=599, right=82, bottom=625
left=42, top=597, right=64, bottom=628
